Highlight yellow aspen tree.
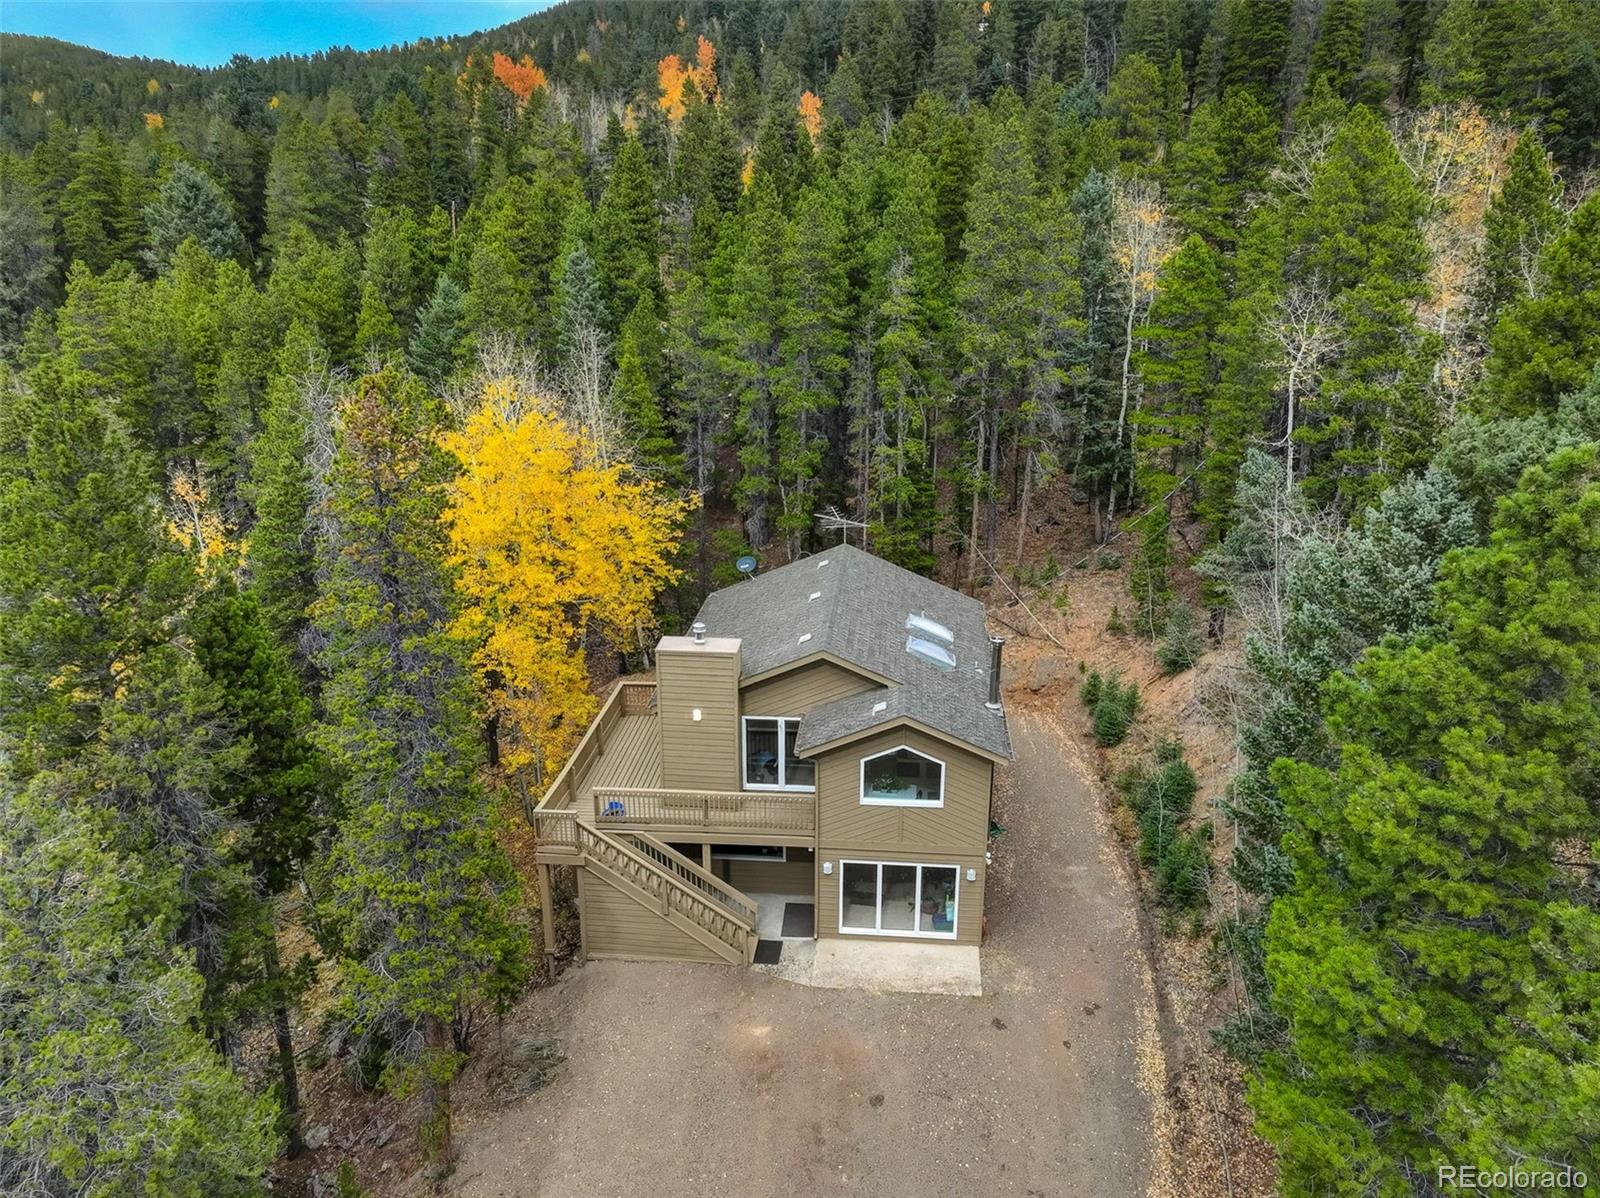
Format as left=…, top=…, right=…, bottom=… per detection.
left=439, top=380, right=691, bottom=788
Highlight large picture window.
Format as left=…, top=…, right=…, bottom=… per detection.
left=839, top=860, right=958, bottom=938
left=859, top=745, right=945, bottom=806
left=742, top=716, right=815, bottom=791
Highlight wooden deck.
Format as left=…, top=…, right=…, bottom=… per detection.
left=576, top=713, right=661, bottom=802
left=534, top=679, right=816, bottom=845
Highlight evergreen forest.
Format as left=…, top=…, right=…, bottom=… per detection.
left=1, top=1, right=1598, bottom=1193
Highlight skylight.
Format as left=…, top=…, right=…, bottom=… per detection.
left=905, top=635, right=957, bottom=671
left=905, top=612, right=955, bottom=648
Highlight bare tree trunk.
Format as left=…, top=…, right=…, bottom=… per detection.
left=966, top=412, right=985, bottom=591
left=424, top=1014, right=454, bottom=1175
left=1015, top=449, right=1033, bottom=565
left=983, top=412, right=1000, bottom=578
left=262, top=929, right=303, bottom=1158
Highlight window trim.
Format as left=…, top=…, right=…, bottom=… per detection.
left=859, top=744, right=946, bottom=808
left=836, top=859, right=959, bottom=940
left=740, top=715, right=815, bottom=792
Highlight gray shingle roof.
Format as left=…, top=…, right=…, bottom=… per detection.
left=694, top=544, right=1012, bottom=760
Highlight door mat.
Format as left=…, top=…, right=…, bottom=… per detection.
left=781, top=902, right=816, bottom=938
left=753, top=939, right=783, bottom=964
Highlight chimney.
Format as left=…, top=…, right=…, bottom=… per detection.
left=987, top=636, right=1005, bottom=711
left=691, top=620, right=706, bottom=645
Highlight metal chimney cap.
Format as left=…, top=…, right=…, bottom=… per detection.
left=691, top=621, right=707, bottom=644
left=985, top=635, right=1005, bottom=711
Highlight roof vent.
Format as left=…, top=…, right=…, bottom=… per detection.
left=809, top=591, right=822, bottom=601
left=798, top=632, right=813, bottom=645
left=905, top=612, right=955, bottom=648
left=691, top=621, right=706, bottom=645
left=905, top=635, right=957, bottom=672
left=817, top=558, right=830, bottom=568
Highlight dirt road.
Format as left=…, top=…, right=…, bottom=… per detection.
left=445, top=708, right=1170, bottom=1198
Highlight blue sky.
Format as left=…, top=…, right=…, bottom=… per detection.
left=1, top=1, right=550, bottom=68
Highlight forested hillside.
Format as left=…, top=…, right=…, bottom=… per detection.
left=1, top=1, right=1598, bottom=1193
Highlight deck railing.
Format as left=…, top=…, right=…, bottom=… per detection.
left=592, top=786, right=816, bottom=835
left=536, top=679, right=657, bottom=813
left=615, top=833, right=759, bottom=923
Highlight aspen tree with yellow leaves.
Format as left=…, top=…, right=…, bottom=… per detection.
left=440, top=379, right=690, bottom=793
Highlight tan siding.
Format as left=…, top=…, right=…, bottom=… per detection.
left=813, top=852, right=985, bottom=947
left=740, top=659, right=877, bottom=718
left=657, top=646, right=740, bottom=790
left=815, top=726, right=992, bottom=857
left=719, top=849, right=814, bottom=894
left=578, top=869, right=726, bottom=963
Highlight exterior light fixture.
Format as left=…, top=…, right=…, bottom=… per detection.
left=822, top=861, right=833, bottom=875
left=691, top=708, right=702, bottom=722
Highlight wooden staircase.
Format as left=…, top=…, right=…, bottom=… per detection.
left=571, top=822, right=758, bottom=964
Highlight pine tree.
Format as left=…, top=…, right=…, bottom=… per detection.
left=594, top=138, right=662, bottom=333
left=1217, top=0, right=1293, bottom=106
left=367, top=91, right=431, bottom=215
left=265, top=225, right=361, bottom=366
left=1128, top=502, right=1173, bottom=638
left=246, top=321, right=326, bottom=655
left=1134, top=234, right=1227, bottom=498
left=264, top=112, right=359, bottom=255
left=142, top=161, right=246, bottom=273
left=612, top=300, right=681, bottom=482
left=0, top=163, right=59, bottom=356
left=313, top=366, right=526, bottom=1171
left=716, top=180, right=786, bottom=550
left=775, top=178, right=850, bottom=556
left=0, top=778, right=279, bottom=1196
left=354, top=278, right=402, bottom=359
left=958, top=99, right=1077, bottom=577
left=1470, top=127, right=1562, bottom=336
left=0, top=363, right=191, bottom=772
left=1308, top=0, right=1368, bottom=102
left=1255, top=446, right=1599, bottom=1191
left=1168, top=92, right=1280, bottom=249
left=1290, top=105, right=1434, bottom=506
left=1481, top=193, right=1600, bottom=417
left=59, top=128, right=134, bottom=272
left=188, top=576, right=325, bottom=1154
left=1418, top=0, right=1486, bottom=105
left=1099, top=54, right=1166, bottom=176
left=465, top=173, right=575, bottom=346
left=407, top=273, right=468, bottom=387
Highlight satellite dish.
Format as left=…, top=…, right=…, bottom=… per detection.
left=735, top=555, right=758, bottom=578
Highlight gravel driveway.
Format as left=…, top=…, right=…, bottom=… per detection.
left=447, top=708, right=1170, bottom=1198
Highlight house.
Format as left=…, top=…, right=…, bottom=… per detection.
left=531, top=543, right=1012, bottom=966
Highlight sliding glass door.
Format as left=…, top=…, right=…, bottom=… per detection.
left=838, top=860, right=958, bottom=939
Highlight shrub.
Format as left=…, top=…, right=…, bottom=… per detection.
left=1121, top=747, right=1210, bottom=913
left=1079, top=669, right=1103, bottom=708
left=1092, top=675, right=1140, bottom=746
left=1155, top=826, right=1212, bottom=910
left=1156, top=604, right=1203, bottom=674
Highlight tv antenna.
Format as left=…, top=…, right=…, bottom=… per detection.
left=735, top=554, right=758, bottom=578
left=816, top=505, right=868, bottom=546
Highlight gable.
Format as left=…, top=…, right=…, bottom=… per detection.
left=740, top=655, right=881, bottom=716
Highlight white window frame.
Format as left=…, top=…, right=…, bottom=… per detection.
left=859, top=744, right=946, bottom=808
left=836, top=859, right=959, bottom=940
left=740, top=716, right=815, bottom=792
